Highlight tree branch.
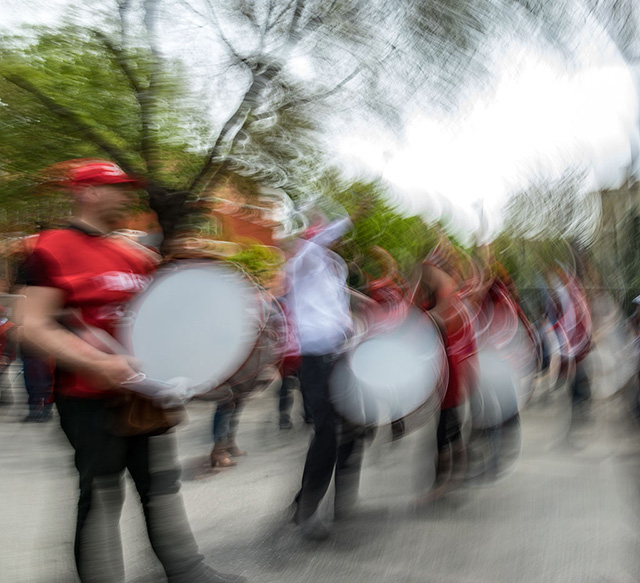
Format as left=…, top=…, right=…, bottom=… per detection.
left=280, top=63, right=363, bottom=111
left=267, top=0, right=297, bottom=32
left=3, top=73, right=141, bottom=175
left=91, top=31, right=154, bottom=175
left=116, top=0, right=132, bottom=46
left=139, top=0, right=166, bottom=178
left=91, top=30, right=145, bottom=94
left=188, top=104, right=251, bottom=193
left=189, top=62, right=282, bottom=193
left=286, top=0, right=306, bottom=42
left=205, top=0, right=248, bottom=64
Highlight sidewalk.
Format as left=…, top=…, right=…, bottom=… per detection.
left=1, top=368, right=640, bottom=583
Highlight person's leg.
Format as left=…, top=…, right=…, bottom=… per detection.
left=127, top=431, right=245, bottom=583
left=278, top=374, right=295, bottom=428
left=298, top=370, right=314, bottom=424
left=295, top=355, right=338, bottom=524
left=226, top=396, right=246, bottom=456
left=211, top=400, right=236, bottom=468
left=22, top=354, right=52, bottom=421
left=334, top=420, right=365, bottom=519
left=418, top=408, right=465, bottom=504
left=571, top=359, right=591, bottom=405
left=212, top=401, right=232, bottom=444
left=127, top=432, right=201, bottom=579
left=56, top=396, right=128, bottom=583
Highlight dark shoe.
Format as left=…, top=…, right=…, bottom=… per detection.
left=22, top=411, right=41, bottom=423
left=38, top=406, right=53, bottom=422
left=299, top=516, right=330, bottom=541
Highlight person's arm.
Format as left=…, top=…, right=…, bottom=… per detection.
left=309, top=216, right=353, bottom=248
left=23, top=285, right=139, bottom=390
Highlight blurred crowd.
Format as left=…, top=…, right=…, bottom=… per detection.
left=1, top=159, right=638, bottom=583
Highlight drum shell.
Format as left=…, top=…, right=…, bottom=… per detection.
left=225, top=294, right=288, bottom=394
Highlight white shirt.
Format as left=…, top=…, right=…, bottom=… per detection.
left=286, top=217, right=353, bottom=355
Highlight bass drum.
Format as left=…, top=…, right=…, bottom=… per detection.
left=224, top=289, right=288, bottom=395
left=117, top=260, right=271, bottom=398
left=470, top=285, right=538, bottom=430
left=466, top=284, right=537, bottom=485
left=330, top=307, right=447, bottom=434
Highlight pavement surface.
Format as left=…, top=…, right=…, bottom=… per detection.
left=2, top=365, right=640, bottom=583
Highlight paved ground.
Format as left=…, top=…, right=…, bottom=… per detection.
left=2, top=365, right=640, bottom=583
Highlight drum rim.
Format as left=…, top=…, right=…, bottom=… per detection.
left=117, top=259, right=266, bottom=393
left=331, top=308, right=449, bottom=431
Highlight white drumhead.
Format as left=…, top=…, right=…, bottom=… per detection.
left=470, top=349, right=520, bottom=429
left=472, top=319, right=537, bottom=429
left=119, top=262, right=262, bottom=390
left=330, top=308, right=446, bottom=426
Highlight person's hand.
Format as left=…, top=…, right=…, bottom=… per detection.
left=84, top=354, right=141, bottom=391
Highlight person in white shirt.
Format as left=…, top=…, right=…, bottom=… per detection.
left=286, top=208, right=368, bottom=540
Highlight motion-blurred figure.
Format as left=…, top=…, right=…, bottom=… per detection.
left=414, top=240, right=478, bottom=502
left=547, top=264, right=593, bottom=408
left=287, top=205, right=368, bottom=540
left=21, top=347, right=54, bottom=422
left=464, top=250, right=537, bottom=484
left=275, top=288, right=308, bottom=430
left=211, top=393, right=248, bottom=468
left=22, top=159, right=245, bottom=583
left=0, top=305, right=18, bottom=405
left=10, top=233, right=56, bottom=422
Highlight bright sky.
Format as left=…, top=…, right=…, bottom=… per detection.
left=334, top=38, right=640, bottom=243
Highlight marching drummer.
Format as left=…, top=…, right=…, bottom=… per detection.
left=21, top=159, right=245, bottom=583
left=413, top=238, right=478, bottom=503
left=286, top=201, right=371, bottom=540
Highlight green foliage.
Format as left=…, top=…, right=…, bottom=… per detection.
left=324, top=178, right=438, bottom=278
left=0, top=25, right=210, bottom=231
left=228, top=244, right=284, bottom=287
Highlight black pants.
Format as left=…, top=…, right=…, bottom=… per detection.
left=296, top=354, right=365, bottom=522
left=23, top=352, right=53, bottom=412
left=279, top=373, right=312, bottom=422
left=436, top=407, right=462, bottom=452
left=56, top=396, right=205, bottom=583
left=571, top=359, right=591, bottom=405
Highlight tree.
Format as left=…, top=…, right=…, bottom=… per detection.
left=0, top=0, right=393, bottom=243
left=0, top=22, right=211, bottom=239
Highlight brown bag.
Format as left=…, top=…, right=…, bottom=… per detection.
left=110, top=394, right=185, bottom=436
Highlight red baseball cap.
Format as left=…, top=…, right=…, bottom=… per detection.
left=65, top=159, right=145, bottom=187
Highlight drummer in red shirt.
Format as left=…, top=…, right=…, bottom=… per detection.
left=413, top=240, right=478, bottom=503
left=22, top=159, right=245, bottom=583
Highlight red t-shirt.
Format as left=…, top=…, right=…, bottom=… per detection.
left=0, top=320, right=17, bottom=363
left=440, top=295, right=478, bottom=409
left=418, top=293, right=478, bottom=410
left=25, top=225, right=157, bottom=398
